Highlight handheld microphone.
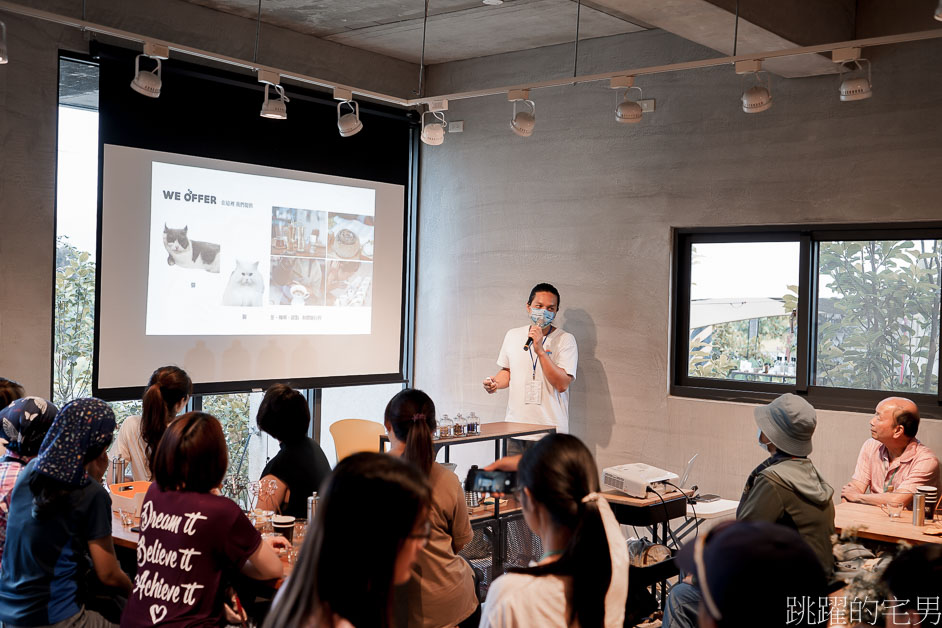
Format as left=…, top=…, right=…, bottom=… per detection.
left=523, top=337, right=533, bottom=351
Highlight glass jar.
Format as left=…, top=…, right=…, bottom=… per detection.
left=453, top=413, right=466, bottom=437
left=437, top=414, right=453, bottom=440
left=466, top=412, right=481, bottom=436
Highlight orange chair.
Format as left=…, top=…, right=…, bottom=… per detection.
left=329, top=419, right=387, bottom=464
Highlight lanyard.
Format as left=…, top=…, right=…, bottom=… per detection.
left=883, top=467, right=899, bottom=493
left=528, top=337, right=546, bottom=380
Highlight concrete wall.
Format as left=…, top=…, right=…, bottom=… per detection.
left=0, top=0, right=417, bottom=397
left=414, top=30, right=942, bottom=499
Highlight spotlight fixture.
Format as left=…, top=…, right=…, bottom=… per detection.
left=420, top=110, right=447, bottom=146
left=936, top=0, right=942, bottom=21
left=337, top=100, right=363, bottom=137
left=482, top=0, right=503, bottom=4
left=260, top=84, right=289, bottom=119
left=611, top=77, right=643, bottom=124
left=735, top=61, right=771, bottom=113
left=0, top=21, right=8, bottom=64
left=839, top=60, right=872, bottom=102
left=130, top=42, right=169, bottom=98
left=508, top=89, right=535, bottom=137
left=333, top=88, right=363, bottom=137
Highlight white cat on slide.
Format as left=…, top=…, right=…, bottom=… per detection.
left=222, top=260, right=265, bottom=306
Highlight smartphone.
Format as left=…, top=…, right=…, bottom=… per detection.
left=465, top=466, right=517, bottom=494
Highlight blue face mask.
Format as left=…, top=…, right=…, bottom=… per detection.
left=529, top=308, right=556, bottom=328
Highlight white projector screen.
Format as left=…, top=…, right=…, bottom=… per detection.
left=96, top=145, right=406, bottom=394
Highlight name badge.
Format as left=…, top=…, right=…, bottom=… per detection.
left=525, top=380, right=542, bottom=405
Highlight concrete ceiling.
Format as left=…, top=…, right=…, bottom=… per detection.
left=182, top=0, right=650, bottom=64
left=180, top=0, right=941, bottom=77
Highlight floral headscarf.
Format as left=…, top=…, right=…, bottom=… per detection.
left=36, top=398, right=115, bottom=487
left=0, top=396, right=59, bottom=457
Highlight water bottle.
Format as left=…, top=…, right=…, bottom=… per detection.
left=913, top=493, right=926, bottom=526
left=307, top=492, right=319, bottom=522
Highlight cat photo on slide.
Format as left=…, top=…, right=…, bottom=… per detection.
left=163, top=224, right=221, bottom=273
left=222, top=260, right=265, bottom=307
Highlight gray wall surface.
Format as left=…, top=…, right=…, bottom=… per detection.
left=415, top=29, right=942, bottom=499
left=0, top=1, right=417, bottom=397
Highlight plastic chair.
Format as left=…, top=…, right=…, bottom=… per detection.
left=329, top=419, right=387, bottom=463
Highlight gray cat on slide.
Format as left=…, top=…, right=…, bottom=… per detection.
left=163, top=224, right=221, bottom=273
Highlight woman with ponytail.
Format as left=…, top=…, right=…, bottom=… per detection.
left=384, top=389, right=478, bottom=628
left=480, top=434, right=629, bottom=628
left=110, top=366, right=192, bottom=481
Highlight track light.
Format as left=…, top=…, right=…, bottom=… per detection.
left=337, top=100, right=363, bottom=137
left=260, top=83, right=289, bottom=119
left=0, top=21, right=8, bottom=64
left=130, top=42, right=169, bottom=98
left=735, top=60, right=771, bottom=114
left=936, top=0, right=942, bottom=21
left=611, top=77, right=643, bottom=124
left=838, top=59, right=872, bottom=101
left=420, top=110, right=447, bottom=146
left=508, top=89, right=535, bottom=137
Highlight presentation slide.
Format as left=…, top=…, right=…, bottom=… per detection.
left=146, top=162, right=376, bottom=336
left=97, top=146, right=405, bottom=393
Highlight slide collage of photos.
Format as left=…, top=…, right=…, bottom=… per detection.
left=269, top=207, right=375, bottom=309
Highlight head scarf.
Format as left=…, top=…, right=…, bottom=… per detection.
left=36, top=398, right=115, bottom=487
left=0, top=396, right=59, bottom=457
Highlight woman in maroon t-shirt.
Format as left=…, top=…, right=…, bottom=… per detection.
left=121, top=412, right=285, bottom=627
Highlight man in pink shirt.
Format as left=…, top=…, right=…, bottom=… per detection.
left=841, top=396, right=940, bottom=508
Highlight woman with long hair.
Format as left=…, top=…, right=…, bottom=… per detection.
left=384, top=388, right=478, bottom=628
left=0, top=396, right=58, bottom=565
left=110, top=365, right=192, bottom=481
left=264, top=452, right=431, bottom=628
left=480, top=434, right=629, bottom=628
left=0, top=398, right=132, bottom=627
left=255, top=383, right=331, bottom=518
left=121, top=412, right=285, bottom=627
left=0, top=377, right=25, bottom=409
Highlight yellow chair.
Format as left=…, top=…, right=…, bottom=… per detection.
left=329, top=419, right=387, bottom=463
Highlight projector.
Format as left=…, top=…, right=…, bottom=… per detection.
left=602, top=463, right=679, bottom=498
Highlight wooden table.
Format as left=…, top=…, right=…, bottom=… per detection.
left=834, top=502, right=942, bottom=545
left=379, top=421, right=556, bottom=462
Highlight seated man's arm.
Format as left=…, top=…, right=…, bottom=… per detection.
left=841, top=442, right=875, bottom=503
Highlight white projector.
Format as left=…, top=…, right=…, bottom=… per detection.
left=602, top=463, right=679, bottom=498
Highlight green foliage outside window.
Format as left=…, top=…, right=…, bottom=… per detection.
left=816, top=240, right=941, bottom=393
left=54, top=236, right=251, bottom=476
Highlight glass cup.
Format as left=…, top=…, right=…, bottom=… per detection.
left=881, top=502, right=905, bottom=519
left=293, top=521, right=308, bottom=548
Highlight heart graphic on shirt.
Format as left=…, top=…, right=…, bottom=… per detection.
left=149, top=604, right=168, bottom=624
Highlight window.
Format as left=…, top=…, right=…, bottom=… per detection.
left=672, top=227, right=942, bottom=416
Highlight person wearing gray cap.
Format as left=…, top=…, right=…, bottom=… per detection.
left=662, top=394, right=835, bottom=628
left=737, top=393, right=835, bottom=575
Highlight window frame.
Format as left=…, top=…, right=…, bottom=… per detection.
left=671, top=223, right=942, bottom=418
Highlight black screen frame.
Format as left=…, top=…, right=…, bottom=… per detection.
left=88, top=44, right=418, bottom=401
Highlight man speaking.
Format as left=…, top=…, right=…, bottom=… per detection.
left=483, top=283, right=578, bottom=453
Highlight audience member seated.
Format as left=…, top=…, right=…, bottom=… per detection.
left=881, top=544, right=942, bottom=627
left=677, top=520, right=828, bottom=628
left=255, top=383, right=331, bottom=519
left=120, top=412, right=285, bottom=626
left=841, top=396, right=940, bottom=508
left=665, top=394, right=835, bottom=628
left=0, top=398, right=132, bottom=627
left=384, top=388, right=477, bottom=628
left=0, top=396, right=58, bottom=565
left=0, top=377, right=25, bottom=409
left=738, top=393, right=835, bottom=573
left=109, top=366, right=192, bottom=481
left=480, top=434, right=629, bottom=628
left=263, top=452, right=431, bottom=628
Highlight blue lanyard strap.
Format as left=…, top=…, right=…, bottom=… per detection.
left=528, top=337, right=546, bottom=379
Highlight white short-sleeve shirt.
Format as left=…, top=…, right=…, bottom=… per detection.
left=497, top=325, right=578, bottom=434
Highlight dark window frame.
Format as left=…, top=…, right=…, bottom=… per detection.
left=671, top=223, right=942, bottom=418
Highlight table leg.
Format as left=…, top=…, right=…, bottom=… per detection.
left=444, top=445, right=450, bottom=463
left=494, top=439, right=500, bottom=461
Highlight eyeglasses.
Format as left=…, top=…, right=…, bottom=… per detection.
left=408, top=520, right=432, bottom=548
